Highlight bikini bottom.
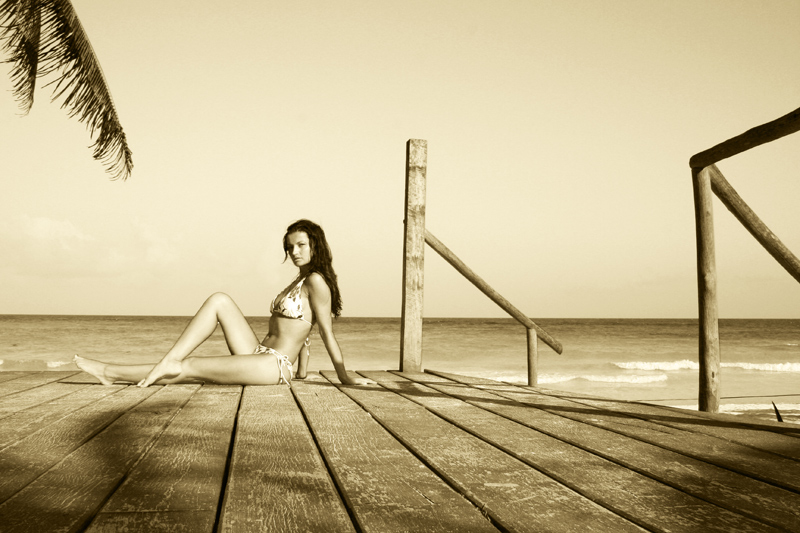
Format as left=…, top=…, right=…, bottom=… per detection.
left=254, top=344, right=293, bottom=384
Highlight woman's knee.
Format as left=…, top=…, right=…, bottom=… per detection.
left=205, top=292, right=235, bottom=311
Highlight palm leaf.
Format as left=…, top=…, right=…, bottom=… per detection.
left=0, top=0, right=40, bottom=113
left=1, top=0, right=133, bottom=180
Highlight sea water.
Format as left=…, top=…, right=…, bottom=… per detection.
left=1, top=315, right=798, bottom=423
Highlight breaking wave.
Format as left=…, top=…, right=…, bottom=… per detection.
left=615, top=360, right=800, bottom=372
left=539, top=373, right=668, bottom=385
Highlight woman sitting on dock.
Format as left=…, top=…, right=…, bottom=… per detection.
left=75, top=219, right=369, bottom=387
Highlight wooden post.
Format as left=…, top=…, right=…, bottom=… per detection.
left=692, top=166, right=721, bottom=412
left=526, top=328, right=538, bottom=386
left=400, top=139, right=427, bottom=372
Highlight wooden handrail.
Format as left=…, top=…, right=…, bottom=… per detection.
left=425, top=229, right=563, bottom=354
left=707, top=164, right=800, bottom=283
left=690, top=107, right=800, bottom=169
left=691, top=105, right=800, bottom=412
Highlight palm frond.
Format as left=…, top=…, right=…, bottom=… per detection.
left=1, top=0, right=133, bottom=180
left=0, top=0, right=41, bottom=114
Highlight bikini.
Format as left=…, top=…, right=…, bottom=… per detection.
left=254, top=277, right=312, bottom=384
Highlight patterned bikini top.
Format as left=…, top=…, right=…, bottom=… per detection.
left=271, top=277, right=312, bottom=325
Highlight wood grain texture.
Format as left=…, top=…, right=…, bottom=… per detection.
left=0, top=384, right=125, bottom=451
left=400, top=138, right=427, bottom=372
left=0, top=382, right=94, bottom=420
left=401, top=371, right=797, bottom=532
left=83, top=510, right=216, bottom=532
left=692, top=166, right=720, bottom=412
left=295, top=374, right=498, bottom=533
left=86, top=386, right=241, bottom=529
left=218, top=384, right=355, bottom=533
left=0, top=385, right=158, bottom=502
left=690, top=106, right=800, bottom=168
left=0, top=384, right=198, bottom=533
left=326, top=371, right=643, bottom=533
left=0, top=371, right=81, bottom=398
left=0, top=372, right=30, bottom=384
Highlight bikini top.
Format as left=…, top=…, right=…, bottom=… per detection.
left=271, top=277, right=312, bottom=325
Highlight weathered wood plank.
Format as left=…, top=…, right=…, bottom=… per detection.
left=0, top=385, right=158, bottom=502
left=82, top=511, right=215, bottom=532
left=86, top=386, right=241, bottom=530
left=428, top=372, right=800, bottom=492
left=0, top=371, right=81, bottom=398
left=294, top=374, right=498, bottom=533
left=0, top=381, right=92, bottom=420
left=0, top=385, right=198, bottom=533
left=0, top=372, right=31, bottom=384
left=0, top=384, right=125, bottom=451
left=655, top=403, right=800, bottom=436
left=324, top=371, right=644, bottom=533
left=567, top=393, right=800, bottom=461
left=401, top=371, right=798, bottom=532
left=218, top=384, right=355, bottom=533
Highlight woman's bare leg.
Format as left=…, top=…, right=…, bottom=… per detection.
left=139, top=293, right=259, bottom=387
left=75, top=353, right=282, bottom=386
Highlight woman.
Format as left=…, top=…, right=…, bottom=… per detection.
left=74, top=219, right=369, bottom=387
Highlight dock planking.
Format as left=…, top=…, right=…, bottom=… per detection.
left=0, top=370, right=796, bottom=532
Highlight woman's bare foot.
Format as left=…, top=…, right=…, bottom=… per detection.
left=138, top=357, right=182, bottom=387
left=74, top=355, right=115, bottom=386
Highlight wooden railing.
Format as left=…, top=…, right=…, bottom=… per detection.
left=399, top=139, right=562, bottom=386
left=691, top=106, right=800, bottom=412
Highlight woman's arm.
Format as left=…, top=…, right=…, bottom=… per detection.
left=306, top=273, right=369, bottom=386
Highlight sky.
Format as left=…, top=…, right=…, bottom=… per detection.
left=1, top=0, right=799, bottom=319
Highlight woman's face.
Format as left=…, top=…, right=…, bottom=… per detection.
left=286, top=231, right=312, bottom=267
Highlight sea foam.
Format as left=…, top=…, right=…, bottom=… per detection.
left=539, top=373, right=668, bottom=385
left=615, top=360, right=800, bottom=372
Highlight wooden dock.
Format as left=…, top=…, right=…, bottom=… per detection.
left=0, top=370, right=798, bottom=532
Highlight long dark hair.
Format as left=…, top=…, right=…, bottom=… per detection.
left=283, top=219, right=342, bottom=317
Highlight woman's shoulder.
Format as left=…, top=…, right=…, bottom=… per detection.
left=304, top=272, right=330, bottom=292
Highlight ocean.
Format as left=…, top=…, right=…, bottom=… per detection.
left=1, top=315, right=798, bottom=424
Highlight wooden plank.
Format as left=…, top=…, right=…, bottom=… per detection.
left=564, top=394, right=800, bottom=461
left=0, top=384, right=126, bottom=451
left=692, top=165, right=721, bottom=412
left=0, top=371, right=81, bottom=398
left=400, top=138, right=427, bottom=372
left=323, top=371, right=644, bottom=533
left=0, top=384, right=198, bottom=533
left=655, top=404, right=800, bottom=436
left=429, top=372, right=800, bottom=493
left=82, top=511, right=215, bottom=532
left=400, top=371, right=799, bottom=532
left=690, top=106, right=800, bottom=168
left=0, top=372, right=31, bottom=384
left=425, top=230, right=562, bottom=355
left=86, top=386, right=241, bottom=531
left=294, top=374, right=498, bottom=533
left=0, top=381, right=92, bottom=420
left=0, top=385, right=158, bottom=503
left=218, top=383, right=355, bottom=533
